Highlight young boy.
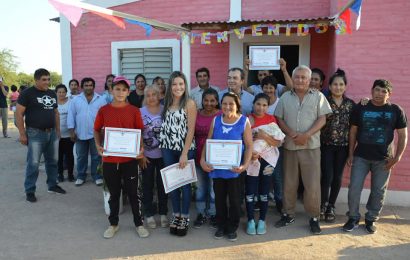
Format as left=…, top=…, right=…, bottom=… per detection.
left=94, top=76, right=149, bottom=239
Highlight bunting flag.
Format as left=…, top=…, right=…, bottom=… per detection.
left=90, top=10, right=126, bottom=29
left=125, top=18, right=153, bottom=36
left=350, top=0, right=363, bottom=30
left=48, top=0, right=82, bottom=27
left=338, top=9, right=352, bottom=34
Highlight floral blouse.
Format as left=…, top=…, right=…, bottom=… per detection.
left=321, top=96, right=355, bottom=146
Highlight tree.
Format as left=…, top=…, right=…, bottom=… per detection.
left=16, top=72, right=34, bottom=87
left=50, top=71, right=62, bottom=87
left=0, top=49, right=18, bottom=85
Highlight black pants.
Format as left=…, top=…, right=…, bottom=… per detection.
left=321, top=145, right=349, bottom=206
left=213, top=177, right=241, bottom=233
left=58, top=137, right=74, bottom=175
left=103, top=160, right=143, bottom=226
left=141, top=157, right=168, bottom=217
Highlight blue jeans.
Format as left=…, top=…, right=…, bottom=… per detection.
left=271, top=147, right=284, bottom=203
left=348, top=156, right=391, bottom=222
left=24, top=127, right=59, bottom=193
left=75, top=138, right=101, bottom=181
left=195, top=164, right=215, bottom=216
left=162, top=148, right=195, bottom=216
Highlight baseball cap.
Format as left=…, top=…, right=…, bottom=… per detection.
left=113, top=76, right=130, bottom=88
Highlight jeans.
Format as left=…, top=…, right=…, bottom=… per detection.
left=141, top=157, right=168, bottom=217
left=58, top=137, right=74, bottom=175
left=214, top=177, right=241, bottom=233
left=321, top=145, right=348, bottom=206
left=246, top=159, right=272, bottom=221
left=195, top=165, right=215, bottom=216
left=75, top=138, right=101, bottom=181
left=24, top=127, right=59, bottom=193
left=0, top=107, right=8, bottom=136
left=348, top=156, right=391, bottom=222
left=271, top=147, right=284, bottom=203
left=162, top=148, right=195, bottom=216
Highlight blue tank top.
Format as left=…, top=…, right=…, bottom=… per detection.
left=209, top=114, right=247, bottom=179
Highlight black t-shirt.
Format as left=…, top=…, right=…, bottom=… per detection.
left=17, top=87, right=58, bottom=129
left=0, top=86, right=8, bottom=108
left=128, top=91, right=144, bottom=108
left=351, top=101, right=407, bottom=161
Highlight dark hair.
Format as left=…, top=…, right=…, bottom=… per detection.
left=201, top=88, right=220, bottom=109
left=34, top=68, right=50, bottom=80
left=196, top=67, right=210, bottom=78
left=19, top=85, right=27, bottom=93
left=162, top=71, right=190, bottom=118
left=69, top=79, right=79, bottom=87
left=152, top=76, right=164, bottom=84
left=105, top=74, right=115, bottom=90
left=80, top=77, right=95, bottom=88
left=261, top=76, right=278, bottom=90
left=11, top=85, right=18, bottom=92
left=55, top=84, right=68, bottom=93
left=311, top=68, right=325, bottom=83
left=134, top=74, right=146, bottom=84
left=253, top=93, right=270, bottom=105
left=221, top=92, right=241, bottom=114
left=372, top=79, right=393, bottom=93
left=228, top=67, right=245, bottom=80
left=329, top=68, right=347, bottom=86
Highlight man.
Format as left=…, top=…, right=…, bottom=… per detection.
left=190, top=67, right=220, bottom=109
left=218, top=68, right=254, bottom=115
left=0, top=76, right=10, bottom=138
left=69, top=79, right=80, bottom=99
left=16, top=68, right=66, bottom=202
left=67, top=77, right=106, bottom=186
left=343, top=79, right=407, bottom=234
left=274, top=65, right=332, bottom=235
left=128, top=74, right=146, bottom=108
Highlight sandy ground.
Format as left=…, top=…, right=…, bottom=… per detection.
left=0, top=115, right=409, bottom=260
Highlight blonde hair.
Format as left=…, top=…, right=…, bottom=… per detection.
left=143, top=84, right=161, bottom=106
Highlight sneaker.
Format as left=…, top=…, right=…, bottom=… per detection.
left=169, top=215, right=180, bottom=235
left=58, top=173, right=64, bottom=182
left=214, top=228, right=224, bottom=239
left=227, top=232, right=237, bottom=242
left=320, top=205, right=326, bottom=221
left=246, top=219, right=256, bottom=235
left=342, top=218, right=359, bottom=232
left=275, top=214, right=295, bottom=228
left=365, top=219, right=377, bottom=234
left=146, top=216, right=156, bottom=229
left=48, top=185, right=66, bottom=194
left=209, top=215, right=217, bottom=229
left=160, top=215, right=168, bottom=228
left=325, top=205, right=336, bottom=223
left=309, top=218, right=322, bottom=235
left=103, top=225, right=119, bottom=239
left=136, top=226, right=150, bottom=238
left=95, top=179, right=104, bottom=186
left=257, top=220, right=266, bottom=235
left=193, top=214, right=206, bottom=229
left=177, top=217, right=189, bottom=236
left=75, top=179, right=85, bottom=186
left=26, top=193, right=37, bottom=203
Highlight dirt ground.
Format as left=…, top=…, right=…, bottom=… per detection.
left=0, top=115, right=409, bottom=260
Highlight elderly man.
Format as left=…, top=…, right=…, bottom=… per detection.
left=343, top=79, right=407, bottom=234
left=274, top=65, right=332, bottom=235
left=190, top=67, right=220, bottom=109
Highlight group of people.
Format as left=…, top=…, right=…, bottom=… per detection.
left=10, top=60, right=407, bottom=242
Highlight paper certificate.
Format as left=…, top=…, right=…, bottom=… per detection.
left=249, top=46, right=281, bottom=70
left=103, top=127, right=141, bottom=158
left=206, top=139, right=242, bottom=169
left=160, top=160, right=197, bottom=193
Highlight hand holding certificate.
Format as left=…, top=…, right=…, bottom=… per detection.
left=206, top=139, right=242, bottom=170
left=160, top=159, right=197, bottom=193
left=103, top=127, right=141, bottom=158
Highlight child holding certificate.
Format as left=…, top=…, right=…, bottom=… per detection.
left=94, top=76, right=149, bottom=239
left=159, top=71, right=197, bottom=237
left=200, top=92, right=253, bottom=242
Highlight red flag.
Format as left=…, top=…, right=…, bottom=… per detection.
left=90, top=11, right=126, bottom=29
left=339, top=9, right=352, bottom=34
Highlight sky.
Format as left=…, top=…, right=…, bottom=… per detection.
left=0, top=0, right=61, bottom=74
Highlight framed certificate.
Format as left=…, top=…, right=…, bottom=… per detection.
left=103, top=127, right=141, bottom=158
left=160, top=160, right=197, bottom=193
left=206, top=139, right=242, bottom=170
left=249, top=46, right=281, bottom=70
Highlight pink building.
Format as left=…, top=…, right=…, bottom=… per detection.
left=59, top=0, right=409, bottom=205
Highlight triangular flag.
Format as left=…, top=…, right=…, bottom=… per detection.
left=124, top=18, right=153, bottom=36
left=48, top=0, right=83, bottom=27
left=350, top=0, right=362, bottom=30
left=90, top=10, right=126, bottom=29
left=339, top=9, right=352, bottom=34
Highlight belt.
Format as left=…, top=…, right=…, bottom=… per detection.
left=30, top=127, right=54, bottom=132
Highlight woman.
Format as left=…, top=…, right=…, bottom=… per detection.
left=261, top=76, right=280, bottom=116
left=128, top=74, right=146, bottom=108
left=140, top=84, right=168, bottom=229
left=94, top=76, right=149, bottom=239
left=56, top=84, right=75, bottom=182
left=246, top=93, right=282, bottom=235
left=152, top=76, right=166, bottom=102
left=103, top=74, right=115, bottom=103
left=200, top=92, right=252, bottom=242
left=320, top=69, right=355, bottom=222
left=193, top=88, right=221, bottom=228
left=310, top=68, right=326, bottom=91
left=159, top=71, right=196, bottom=236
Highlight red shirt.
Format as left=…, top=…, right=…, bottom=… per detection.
left=94, top=104, right=144, bottom=163
left=249, top=113, right=277, bottom=129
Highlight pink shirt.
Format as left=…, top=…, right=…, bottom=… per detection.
left=10, top=91, right=19, bottom=102
left=194, top=110, right=221, bottom=164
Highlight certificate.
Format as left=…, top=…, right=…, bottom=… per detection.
left=160, top=160, right=197, bottom=193
left=103, top=127, right=141, bottom=158
left=206, top=139, right=242, bottom=169
left=249, top=46, right=281, bottom=70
